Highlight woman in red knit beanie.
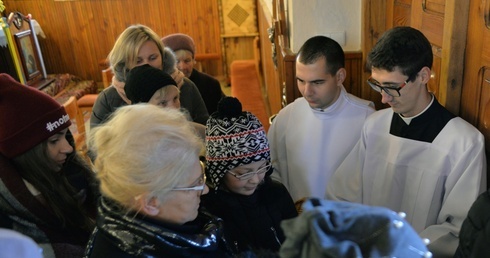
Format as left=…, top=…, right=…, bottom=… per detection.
left=0, top=74, right=98, bottom=258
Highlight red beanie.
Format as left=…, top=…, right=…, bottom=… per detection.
left=161, top=33, right=196, bottom=57
left=0, top=73, right=71, bottom=158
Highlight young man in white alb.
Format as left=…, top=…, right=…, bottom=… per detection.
left=268, top=36, right=375, bottom=202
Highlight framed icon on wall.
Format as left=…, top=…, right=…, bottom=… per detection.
left=14, top=29, right=41, bottom=81
left=5, top=11, right=52, bottom=89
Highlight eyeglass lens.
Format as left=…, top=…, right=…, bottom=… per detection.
left=367, top=80, right=401, bottom=97
left=235, top=164, right=271, bottom=180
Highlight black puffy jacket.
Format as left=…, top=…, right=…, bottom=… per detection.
left=85, top=197, right=232, bottom=258
left=454, top=189, right=490, bottom=258
left=201, top=177, right=298, bottom=253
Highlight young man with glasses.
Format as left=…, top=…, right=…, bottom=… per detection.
left=202, top=97, right=297, bottom=253
left=327, top=26, right=486, bottom=257
left=267, top=36, right=375, bottom=202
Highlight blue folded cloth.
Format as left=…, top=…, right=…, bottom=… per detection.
left=280, top=198, right=432, bottom=258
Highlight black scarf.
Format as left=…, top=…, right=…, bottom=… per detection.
left=86, top=197, right=231, bottom=257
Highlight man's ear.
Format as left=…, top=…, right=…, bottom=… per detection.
left=136, top=195, right=160, bottom=216
left=336, top=68, right=346, bottom=85
left=419, top=66, right=431, bottom=84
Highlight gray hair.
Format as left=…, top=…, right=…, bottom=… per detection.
left=89, top=104, right=203, bottom=210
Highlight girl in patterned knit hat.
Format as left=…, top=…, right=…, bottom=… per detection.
left=201, top=96, right=297, bottom=253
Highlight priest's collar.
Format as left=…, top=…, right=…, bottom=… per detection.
left=398, top=94, right=434, bottom=125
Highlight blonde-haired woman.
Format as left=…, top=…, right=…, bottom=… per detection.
left=90, top=24, right=209, bottom=128
left=85, top=104, right=231, bottom=257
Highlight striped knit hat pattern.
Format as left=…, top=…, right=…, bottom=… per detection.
left=205, top=97, right=270, bottom=189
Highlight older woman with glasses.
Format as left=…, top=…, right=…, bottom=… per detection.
left=84, top=104, right=232, bottom=257
left=202, top=97, right=297, bottom=253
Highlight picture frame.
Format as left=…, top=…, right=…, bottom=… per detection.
left=14, top=29, right=41, bottom=82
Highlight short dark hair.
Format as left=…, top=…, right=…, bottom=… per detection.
left=367, top=26, right=433, bottom=82
left=297, top=35, right=345, bottom=75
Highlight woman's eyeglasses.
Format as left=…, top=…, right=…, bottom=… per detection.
left=172, top=161, right=206, bottom=195
left=367, top=77, right=409, bottom=97
left=228, top=163, right=272, bottom=181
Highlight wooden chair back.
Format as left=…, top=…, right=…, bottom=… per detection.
left=77, top=67, right=113, bottom=115
left=63, top=96, right=86, bottom=150
left=101, top=67, right=113, bottom=88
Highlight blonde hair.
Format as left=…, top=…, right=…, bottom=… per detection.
left=108, top=24, right=166, bottom=82
left=89, top=104, right=203, bottom=210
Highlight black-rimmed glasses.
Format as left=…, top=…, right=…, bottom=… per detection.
left=367, top=77, right=409, bottom=97
left=228, top=163, right=272, bottom=181
left=172, top=161, right=206, bottom=195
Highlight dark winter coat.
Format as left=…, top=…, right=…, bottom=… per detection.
left=189, top=68, right=224, bottom=115
left=454, top=189, right=490, bottom=258
left=85, top=197, right=232, bottom=258
left=0, top=152, right=97, bottom=258
left=201, top=177, right=297, bottom=253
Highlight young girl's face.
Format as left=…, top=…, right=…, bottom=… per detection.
left=149, top=85, right=181, bottom=109
left=223, top=160, right=269, bottom=195
left=46, top=128, right=73, bottom=171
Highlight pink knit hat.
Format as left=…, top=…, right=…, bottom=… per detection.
left=161, top=33, right=196, bottom=57
left=0, top=73, right=71, bottom=158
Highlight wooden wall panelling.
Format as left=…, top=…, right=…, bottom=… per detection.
left=478, top=65, right=490, bottom=188
left=220, top=0, right=258, bottom=81
left=461, top=0, right=488, bottom=125
left=435, top=0, right=469, bottom=115
left=257, top=0, right=281, bottom=115
left=223, top=36, right=255, bottom=82
left=477, top=67, right=490, bottom=147
left=386, top=0, right=412, bottom=27
left=477, top=66, right=490, bottom=188
left=410, top=0, right=444, bottom=104
left=273, top=0, right=297, bottom=105
left=344, top=52, right=364, bottom=98
left=411, top=0, right=445, bottom=46
left=409, top=0, right=469, bottom=115
left=281, top=49, right=297, bottom=104
left=273, top=19, right=296, bottom=104
left=460, top=0, right=490, bottom=193
left=362, top=0, right=386, bottom=110
left=3, top=0, right=223, bottom=83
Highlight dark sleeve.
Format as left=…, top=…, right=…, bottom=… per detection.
left=455, top=190, right=490, bottom=258
left=276, top=181, right=298, bottom=220
left=180, top=78, right=209, bottom=125
left=470, top=223, right=490, bottom=258
left=0, top=211, right=13, bottom=228
left=207, top=76, right=225, bottom=115
left=265, top=178, right=298, bottom=220
left=90, top=88, right=113, bottom=129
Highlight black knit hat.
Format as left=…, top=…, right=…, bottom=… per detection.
left=205, top=97, right=270, bottom=189
left=124, top=64, right=177, bottom=103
